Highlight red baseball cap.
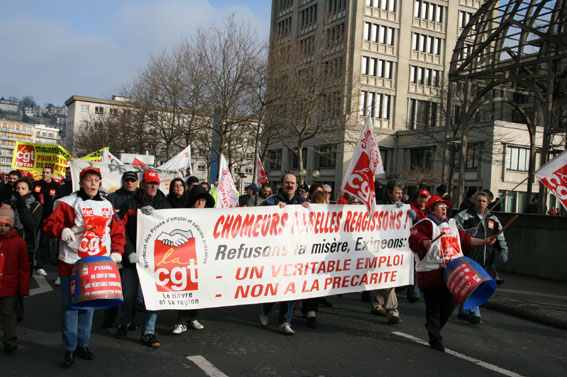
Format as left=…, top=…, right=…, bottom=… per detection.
left=418, top=189, right=430, bottom=197
left=426, top=195, right=451, bottom=210
left=142, top=170, right=160, bottom=184
left=80, top=167, right=101, bottom=180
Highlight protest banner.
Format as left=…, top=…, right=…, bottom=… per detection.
left=136, top=203, right=413, bottom=310
left=101, top=148, right=123, bottom=165
left=69, top=159, right=185, bottom=195
left=535, top=149, right=567, bottom=210
left=12, top=141, right=73, bottom=179
left=158, top=145, right=192, bottom=175
left=341, top=116, right=384, bottom=215
left=80, top=148, right=105, bottom=162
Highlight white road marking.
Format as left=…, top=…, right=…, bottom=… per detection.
left=29, top=275, right=53, bottom=296
left=393, top=331, right=526, bottom=377
left=187, top=355, right=229, bottom=377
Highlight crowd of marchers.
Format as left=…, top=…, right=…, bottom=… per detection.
left=0, top=166, right=511, bottom=365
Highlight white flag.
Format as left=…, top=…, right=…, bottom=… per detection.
left=340, top=116, right=384, bottom=214
left=215, top=154, right=239, bottom=208
left=101, top=148, right=123, bottom=165
left=158, top=145, right=191, bottom=174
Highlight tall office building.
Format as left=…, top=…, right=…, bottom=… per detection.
left=267, top=0, right=489, bottom=199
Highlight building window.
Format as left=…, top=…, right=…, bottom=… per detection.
left=412, top=33, right=442, bottom=55
left=365, top=0, right=396, bottom=12
left=414, top=0, right=444, bottom=23
left=327, top=0, right=346, bottom=14
left=95, top=106, right=104, bottom=114
left=268, top=149, right=282, bottom=170
left=80, top=104, right=89, bottom=113
left=362, top=57, right=393, bottom=79
left=410, top=148, right=433, bottom=169
left=408, top=99, right=438, bottom=129
left=363, top=22, right=395, bottom=46
left=317, top=144, right=337, bottom=168
left=290, top=148, right=308, bottom=169
left=197, top=163, right=206, bottom=172
left=245, top=167, right=253, bottom=175
left=299, top=4, right=318, bottom=31
left=275, top=16, right=292, bottom=40
left=459, top=10, right=474, bottom=29
left=326, top=22, right=345, bottom=49
left=506, top=146, right=530, bottom=171
left=360, top=91, right=391, bottom=120
left=410, top=66, right=441, bottom=87
left=109, top=108, right=118, bottom=116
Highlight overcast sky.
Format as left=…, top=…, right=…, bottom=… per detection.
left=0, top=0, right=271, bottom=107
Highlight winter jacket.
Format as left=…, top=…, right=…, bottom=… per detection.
left=454, top=208, right=508, bottom=267
left=54, top=181, right=73, bottom=201
left=10, top=193, right=42, bottom=263
left=33, top=180, right=60, bottom=219
left=260, top=189, right=307, bottom=206
left=410, top=201, right=427, bottom=221
left=119, top=189, right=171, bottom=268
left=0, top=228, right=30, bottom=297
left=43, top=189, right=125, bottom=276
left=409, top=215, right=472, bottom=288
left=107, top=187, right=137, bottom=211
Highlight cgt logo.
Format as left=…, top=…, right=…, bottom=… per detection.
left=154, top=233, right=198, bottom=292
left=15, top=144, right=35, bottom=165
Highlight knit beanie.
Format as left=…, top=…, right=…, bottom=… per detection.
left=0, top=204, right=15, bottom=228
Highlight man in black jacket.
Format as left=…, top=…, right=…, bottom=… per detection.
left=116, top=170, right=170, bottom=347
left=34, top=166, right=60, bottom=273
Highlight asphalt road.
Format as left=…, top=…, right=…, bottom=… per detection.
left=2, top=272, right=566, bottom=377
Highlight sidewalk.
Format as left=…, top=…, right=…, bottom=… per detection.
left=484, top=271, right=567, bottom=330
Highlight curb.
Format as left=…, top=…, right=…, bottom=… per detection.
left=484, top=295, right=567, bottom=330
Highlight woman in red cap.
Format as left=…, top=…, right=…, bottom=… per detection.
left=408, top=195, right=495, bottom=352
left=43, top=167, right=125, bottom=367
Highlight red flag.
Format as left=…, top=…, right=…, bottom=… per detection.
left=340, top=117, right=384, bottom=214
left=535, top=149, right=567, bottom=210
left=256, top=154, right=269, bottom=185
left=132, top=157, right=147, bottom=167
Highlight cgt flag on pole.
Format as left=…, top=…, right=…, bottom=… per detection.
left=215, top=154, right=239, bottom=208
left=256, top=153, right=269, bottom=186
left=340, top=116, right=384, bottom=215
left=158, top=145, right=191, bottom=175
left=535, top=149, right=567, bottom=210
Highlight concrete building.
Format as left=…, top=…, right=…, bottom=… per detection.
left=265, top=0, right=563, bottom=211
left=0, top=121, right=60, bottom=174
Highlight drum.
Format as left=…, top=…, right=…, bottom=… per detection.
left=70, top=256, right=123, bottom=309
left=443, top=256, right=497, bottom=309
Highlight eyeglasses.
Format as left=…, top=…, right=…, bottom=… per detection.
left=324, top=191, right=331, bottom=195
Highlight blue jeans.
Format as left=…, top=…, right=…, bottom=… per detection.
left=119, top=267, right=158, bottom=335
left=60, top=276, right=94, bottom=352
left=262, top=301, right=295, bottom=325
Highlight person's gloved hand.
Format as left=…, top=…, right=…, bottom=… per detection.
left=110, top=252, right=122, bottom=263
left=500, top=251, right=509, bottom=263
left=141, top=206, right=154, bottom=216
left=128, top=253, right=138, bottom=264
left=394, top=201, right=404, bottom=208
left=61, top=228, right=76, bottom=243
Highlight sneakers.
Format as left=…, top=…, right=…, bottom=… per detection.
left=115, top=324, right=128, bottom=338
left=172, top=324, right=187, bottom=335
left=259, top=309, right=269, bottom=327
left=469, top=316, right=483, bottom=325
left=141, top=333, right=160, bottom=347
left=388, top=315, right=403, bottom=325
left=190, top=320, right=204, bottom=330
left=370, top=307, right=387, bottom=317
left=75, top=346, right=95, bottom=360
left=279, top=323, right=295, bottom=335
left=34, top=268, right=47, bottom=276
left=54, top=277, right=61, bottom=286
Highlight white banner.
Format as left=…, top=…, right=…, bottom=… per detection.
left=256, top=153, right=268, bottom=186
left=101, top=148, right=124, bottom=165
left=136, top=204, right=413, bottom=310
left=70, top=159, right=185, bottom=195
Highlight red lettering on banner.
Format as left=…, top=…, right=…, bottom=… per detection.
left=541, top=165, right=567, bottom=208
left=212, top=213, right=289, bottom=240
left=235, top=266, right=264, bottom=280
left=234, top=283, right=278, bottom=298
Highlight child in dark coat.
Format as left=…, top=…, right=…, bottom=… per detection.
left=0, top=204, right=30, bottom=352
